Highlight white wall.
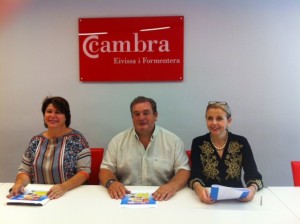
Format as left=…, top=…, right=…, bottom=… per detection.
left=1, top=0, right=300, bottom=186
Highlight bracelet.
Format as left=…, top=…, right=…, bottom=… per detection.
left=250, top=184, right=258, bottom=192
left=189, top=178, right=205, bottom=189
left=105, top=179, right=116, bottom=189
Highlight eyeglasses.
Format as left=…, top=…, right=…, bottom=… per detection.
left=208, top=101, right=228, bottom=105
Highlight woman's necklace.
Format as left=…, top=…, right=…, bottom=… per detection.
left=210, top=132, right=228, bottom=151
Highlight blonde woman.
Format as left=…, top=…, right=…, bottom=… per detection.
left=189, top=101, right=263, bottom=204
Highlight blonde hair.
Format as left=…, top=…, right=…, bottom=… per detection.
left=206, top=101, right=231, bottom=119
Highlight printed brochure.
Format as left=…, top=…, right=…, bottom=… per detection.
left=120, top=192, right=157, bottom=208
left=7, top=189, right=50, bottom=206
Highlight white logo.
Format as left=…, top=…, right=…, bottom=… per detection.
left=83, top=35, right=99, bottom=59
left=82, top=33, right=170, bottom=59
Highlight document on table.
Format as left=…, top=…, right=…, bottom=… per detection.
left=210, top=184, right=250, bottom=201
left=120, top=192, right=157, bottom=208
left=7, top=189, right=50, bottom=206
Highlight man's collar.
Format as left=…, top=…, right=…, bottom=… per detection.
left=134, top=125, right=158, bottom=141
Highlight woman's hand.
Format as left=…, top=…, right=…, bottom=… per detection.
left=239, top=185, right=257, bottom=202
left=6, top=183, right=25, bottom=198
left=193, top=182, right=215, bottom=204
left=6, top=173, right=30, bottom=198
left=47, top=184, right=66, bottom=199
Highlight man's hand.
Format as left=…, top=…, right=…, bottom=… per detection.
left=107, top=181, right=130, bottom=199
left=152, top=183, right=177, bottom=201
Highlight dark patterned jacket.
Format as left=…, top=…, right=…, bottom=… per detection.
left=189, top=132, right=263, bottom=190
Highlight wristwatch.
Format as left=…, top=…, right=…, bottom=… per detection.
left=105, top=179, right=116, bottom=188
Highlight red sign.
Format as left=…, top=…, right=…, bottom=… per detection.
left=78, top=16, right=184, bottom=82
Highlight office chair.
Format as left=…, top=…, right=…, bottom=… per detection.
left=186, top=150, right=192, bottom=167
left=88, top=148, right=104, bottom=185
left=291, top=161, right=300, bottom=186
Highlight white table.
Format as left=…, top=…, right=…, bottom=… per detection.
left=1, top=184, right=300, bottom=224
left=269, top=187, right=300, bottom=219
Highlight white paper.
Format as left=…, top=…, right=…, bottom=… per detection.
left=210, top=184, right=250, bottom=201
